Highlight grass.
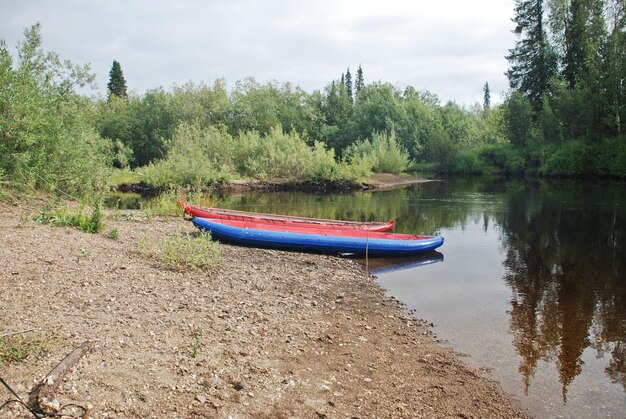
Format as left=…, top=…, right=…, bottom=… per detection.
left=142, top=190, right=216, bottom=219
left=142, top=191, right=184, bottom=219
left=107, top=167, right=143, bottom=187
left=138, top=230, right=220, bottom=271
left=0, top=336, right=53, bottom=365
left=191, top=329, right=203, bottom=358
left=35, top=199, right=104, bottom=234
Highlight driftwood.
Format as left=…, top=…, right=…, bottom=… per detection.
left=34, top=340, right=93, bottom=415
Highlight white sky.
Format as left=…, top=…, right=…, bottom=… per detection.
left=0, top=0, right=516, bottom=105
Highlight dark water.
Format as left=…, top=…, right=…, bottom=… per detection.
left=120, top=178, right=626, bottom=416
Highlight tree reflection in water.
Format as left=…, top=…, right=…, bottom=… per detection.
left=213, top=179, right=626, bottom=401
left=499, top=183, right=626, bottom=400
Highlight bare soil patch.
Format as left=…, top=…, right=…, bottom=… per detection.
left=361, top=173, right=434, bottom=190
left=0, top=200, right=528, bottom=418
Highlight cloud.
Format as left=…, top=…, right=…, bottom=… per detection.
left=0, top=0, right=516, bottom=104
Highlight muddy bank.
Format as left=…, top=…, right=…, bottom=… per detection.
left=0, top=200, right=527, bottom=418
left=116, top=173, right=432, bottom=196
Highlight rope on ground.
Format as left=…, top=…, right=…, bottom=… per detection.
left=0, top=376, right=42, bottom=418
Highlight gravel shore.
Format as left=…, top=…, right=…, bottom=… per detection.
left=0, top=200, right=528, bottom=417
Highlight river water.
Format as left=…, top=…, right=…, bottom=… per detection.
left=124, top=178, right=626, bottom=416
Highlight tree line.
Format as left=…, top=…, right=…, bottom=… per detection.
left=1, top=5, right=624, bottom=196
left=502, top=0, right=625, bottom=176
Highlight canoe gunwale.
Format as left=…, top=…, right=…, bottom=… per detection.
left=183, top=204, right=395, bottom=232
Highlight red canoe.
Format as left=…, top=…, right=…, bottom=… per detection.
left=181, top=203, right=394, bottom=232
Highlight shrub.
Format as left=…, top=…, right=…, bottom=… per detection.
left=142, top=191, right=183, bottom=219
left=539, top=140, right=588, bottom=176
left=452, top=151, right=484, bottom=174
left=139, top=230, right=220, bottom=271
left=479, top=143, right=526, bottom=174
left=142, top=122, right=376, bottom=189
left=141, top=122, right=234, bottom=190
left=593, top=135, right=626, bottom=177
left=36, top=198, right=104, bottom=233
left=343, top=129, right=409, bottom=174
left=0, top=25, right=111, bottom=197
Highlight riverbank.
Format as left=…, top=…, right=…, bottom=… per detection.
left=0, top=199, right=528, bottom=417
left=116, top=172, right=433, bottom=195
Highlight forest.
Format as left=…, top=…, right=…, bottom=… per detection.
left=1, top=0, right=624, bottom=198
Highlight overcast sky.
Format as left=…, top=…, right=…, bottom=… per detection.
left=1, top=0, right=516, bottom=105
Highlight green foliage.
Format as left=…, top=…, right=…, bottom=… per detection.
left=0, top=336, right=53, bottom=365
left=141, top=122, right=234, bottom=190
left=594, top=135, right=626, bottom=177
left=539, top=140, right=588, bottom=176
left=505, top=91, right=536, bottom=147
left=142, top=191, right=184, bottom=219
left=36, top=199, right=104, bottom=233
left=107, top=60, right=127, bottom=99
left=139, top=230, right=221, bottom=271
left=479, top=143, right=527, bottom=174
left=142, top=122, right=368, bottom=190
left=343, top=130, right=408, bottom=174
left=107, top=167, right=142, bottom=187
left=8, top=16, right=624, bottom=186
left=0, top=24, right=110, bottom=197
left=191, top=329, right=202, bottom=358
left=506, top=0, right=558, bottom=109
left=452, top=151, right=484, bottom=175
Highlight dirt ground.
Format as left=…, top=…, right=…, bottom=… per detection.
left=0, top=199, right=529, bottom=418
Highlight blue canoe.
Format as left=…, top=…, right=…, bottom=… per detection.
left=192, top=217, right=444, bottom=257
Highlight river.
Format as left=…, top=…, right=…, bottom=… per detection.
left=117, top=177, right=626, bottom=416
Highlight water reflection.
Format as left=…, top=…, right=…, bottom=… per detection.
left=356, top=251, right=444, bottom=274
left=499, top=183, right=626, bottom=400
left=122, top=178, right=626, bottom=415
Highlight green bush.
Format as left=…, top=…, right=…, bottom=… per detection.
left=142, top=191, right=184, bottom=219
left=343, top=129, right=408, bottom=174
left=452, top=151, right=484, bottom=174
left=589, top=136, right=626, bottom=177
left=141, top=122, right=234, bottom=190
left=479, top=143, right=526, bottom=174
left=539, top=140, right=588, bottom=176
left=142, top=122, right=371, bottom=189
left=0, top=25, right=111, bottom=197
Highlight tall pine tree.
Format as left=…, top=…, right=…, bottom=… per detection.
left=483, top=81, right=491, bottom=110
left=355, top=64, right=364, bottom=100
left=506, top=0, right=557, bottom=110
left=107, top=60, right=127, bottom=98
left=604, top=0, right=625, bottom=135
left=563, top=0, right=587, bottom=88
left=345, top=67, right=353, bottom=103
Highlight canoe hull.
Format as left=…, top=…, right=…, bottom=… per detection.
left=183, top=204, right=394, bottom=232
left=192, top=217, right=444, bottom=257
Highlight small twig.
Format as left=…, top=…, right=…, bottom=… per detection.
left=0, top=329, right=37, bottom=338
